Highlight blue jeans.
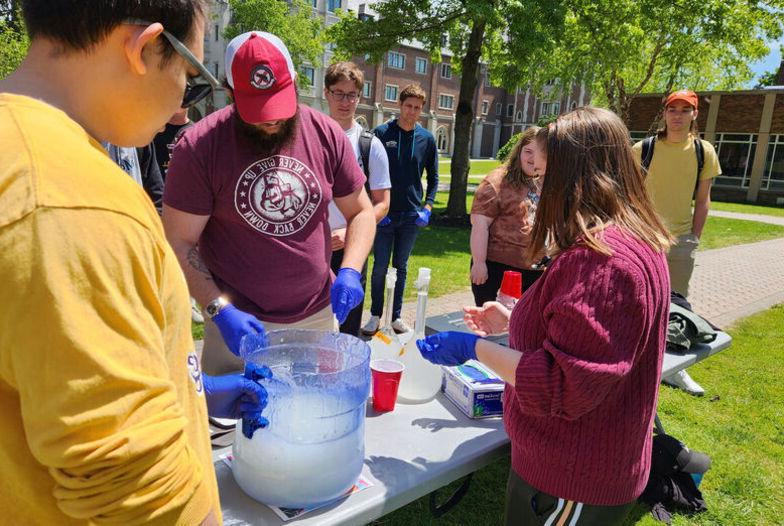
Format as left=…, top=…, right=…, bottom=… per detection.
left=370, top=211, right=420, bottom=320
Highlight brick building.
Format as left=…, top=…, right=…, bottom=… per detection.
left=625, top=78, right=784, bottom=205
left=197, top=0, right=587, bottom=158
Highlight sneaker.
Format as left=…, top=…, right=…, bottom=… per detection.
left=663, top=369, right=705, bottom=396
left=361, top=315, right=380, bottom=335
left=391, top=318, right=411, bottom=334
left=191, top=298, right=205, bottom=324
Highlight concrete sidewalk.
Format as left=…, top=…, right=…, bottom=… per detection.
left=381, top=211, right=784, bottom=331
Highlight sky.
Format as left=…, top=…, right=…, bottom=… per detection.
left=748, top=39, right=782, bottom=86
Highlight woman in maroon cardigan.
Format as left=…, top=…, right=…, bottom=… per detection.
left=417, top=107, right=672, bottom=525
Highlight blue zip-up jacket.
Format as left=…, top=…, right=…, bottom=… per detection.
left=373, top=119, right=439, bottom=213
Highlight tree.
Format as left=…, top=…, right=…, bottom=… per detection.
left=328, top=0, right=567, bottom=218
left=0, top=2, right=27, bottom=79
left=224, top=0, right=324, bottom=89
left=540, top=0, right=784, bottom=121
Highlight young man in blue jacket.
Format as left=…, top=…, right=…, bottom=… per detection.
left=362, top=84, right=439, bottom=334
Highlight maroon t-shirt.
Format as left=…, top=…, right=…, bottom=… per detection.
left=164, top=104, right=365, bottom=323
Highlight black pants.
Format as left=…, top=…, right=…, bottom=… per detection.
left=504, top=469, right=633, bottom=526
left=330, top=249, right=368, bottom=336
left=470, top=260, right=543, bottom=307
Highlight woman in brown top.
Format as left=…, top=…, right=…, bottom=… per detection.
left=470, top=127, right=543, bottom=306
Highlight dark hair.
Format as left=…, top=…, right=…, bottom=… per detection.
left=22, top=0, right=206, bottom=61
left=399, top=83, right=426, bottom=104
left=529, top=107, right=671, bottom=259
left=324, top=61, right=364, bottom=91
left=503, top=126, right=540, bottom=188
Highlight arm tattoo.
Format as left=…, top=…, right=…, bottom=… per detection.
left=187, top=246, right=213, bottom=280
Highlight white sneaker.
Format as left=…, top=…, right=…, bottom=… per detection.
left=663, top=369, right=705, bottom=396
left=191, top=298, right=205, bottom=324
left=391, top=318, right=411, bottom=334
left=361, top=315, right=380, bottom=335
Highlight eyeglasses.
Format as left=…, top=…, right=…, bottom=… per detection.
left=125, top=19, right=220, bottom=108
left=328, top=89, right=359, bottom=103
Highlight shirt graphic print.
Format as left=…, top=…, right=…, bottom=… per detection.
left=235, top=154, right=323, bottom=237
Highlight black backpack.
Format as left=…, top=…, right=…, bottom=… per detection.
left=641, top=136, right=705, bottom=194
left=358, top=130, right=374, bottom=194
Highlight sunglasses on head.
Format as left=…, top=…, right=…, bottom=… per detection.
left=124, top=19, right=220, bottom=108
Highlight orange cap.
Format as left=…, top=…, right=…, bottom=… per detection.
left=665, top=90, right=698, bottom=109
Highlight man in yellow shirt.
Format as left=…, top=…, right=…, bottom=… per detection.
left=633, top=90, right=721, bottom=395
left=0, top=1, right=270, bottom=524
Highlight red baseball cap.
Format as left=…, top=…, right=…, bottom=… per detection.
left=665, top=90, right=699, bottom=109
left=225, top=32, right=298, bottom=124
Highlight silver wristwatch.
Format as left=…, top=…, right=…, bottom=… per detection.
left=205, top=296, right=229, bottom=319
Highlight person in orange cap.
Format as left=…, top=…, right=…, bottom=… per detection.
left=633, top=89, right=722, bottom=396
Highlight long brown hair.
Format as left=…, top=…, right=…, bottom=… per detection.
left=528, top=107, right=672, bottom=259
left=503, top=126, right=540, bottom=189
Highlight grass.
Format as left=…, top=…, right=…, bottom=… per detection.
left=369, top=304, right=784, bottom=526
left=710, top=201, right=784, bottom=218
left=699, top=216, right=784, bottom=250
left=438, top=159, right=501, bottom=177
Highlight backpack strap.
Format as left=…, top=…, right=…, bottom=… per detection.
left=694, top=138, right=705, bottom=178
left=358, top=130, right=374, bottom=194
left=641, top=136, right=656, bottom=171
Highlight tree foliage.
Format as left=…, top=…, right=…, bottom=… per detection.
left=328, top=0, right=567, bottom=218
left=224, top=0, right=324, bottom=88
left=496, top=132, right=521, bottom=162
left=0, top=2, right=27, bottom=79
left=541, top=0, right=784, bottom=120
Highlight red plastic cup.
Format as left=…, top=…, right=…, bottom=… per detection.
left=370, top=359, right=404, bottom=412
left=499, top=270, right=523, bottom=299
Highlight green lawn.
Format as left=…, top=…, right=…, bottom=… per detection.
left=700, top=216, right=784, bottom=250
left=438, top=159, right=501, bottom=177
left=710, top=201, right=784, bottom=218
left=370, top=304, right=784, bottom=526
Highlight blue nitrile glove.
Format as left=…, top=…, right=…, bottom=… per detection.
left=241, top=363, right=274, bottom=439
left=378, top=216, right=392, bottom=227
left=212, top=304, right=266, bottom=357
left=415, top=208, right=431, bottom=227
left=416, top=331, right=479, bottom=366
left=331, top=267, right=364, bottom=324
left=202, top=365, right=272, bottom=420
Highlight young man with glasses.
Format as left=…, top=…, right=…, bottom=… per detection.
left=323, top=61, right=391, bottom=336
left=0, top=2, right=266, bottom=524
left=633, top=89, right=721, bottom=396
left=164, top=33, right=376, bottom=376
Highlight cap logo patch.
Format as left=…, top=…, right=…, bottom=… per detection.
left=251, top=64, right=276, bottom=90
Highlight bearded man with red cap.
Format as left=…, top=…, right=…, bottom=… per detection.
left=164, top=32, right=375, bottom=375
left=633, top=89, right=722, bottom=396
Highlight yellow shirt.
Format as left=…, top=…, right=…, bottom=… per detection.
left=0, top=94, right=220, bottom=525
left=633, top=137, right=721, bottom=237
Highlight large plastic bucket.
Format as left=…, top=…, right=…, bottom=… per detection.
left=232, top=329, right=371, bottom=508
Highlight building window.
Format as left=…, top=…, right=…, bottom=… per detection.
left=484, top=74, right=491, bottom=87
left=387, top=51, right=405, bottom=70
left=438, top=94, right=454, bottom=110
left=629, top=131, right=649, bottom=143
left=763, top=134, right=784, bottom=191
left=310, top=0, right=317, bottom=6
left=213, top=62, right=219, bottom=78
left=415, top=57, right=428, bottom=75
left=362, top=81, right=372, bottom=99
left=327, top=0, right=341, bottom=11
left=214, top=24, right=219, bottom=42
left=436, top=126, right=448, bottom=151
left=440, top=35, right=448, bottom=47
left=496, top=103, right=502, bottom=115
left=384, top=84, right=398, bottom=102
left=516, top=111, right=523, bottom=122
left=481, top=100, right=489, bottom=115
left=714, top=133, right=757, bottom=188
left=506, top=104, right=514, bottom=117
left=440, top=63, right=452, bottom=79
left=301, top=66, right=315, bottom=88
left=541, top=101, right=561, bottom=116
